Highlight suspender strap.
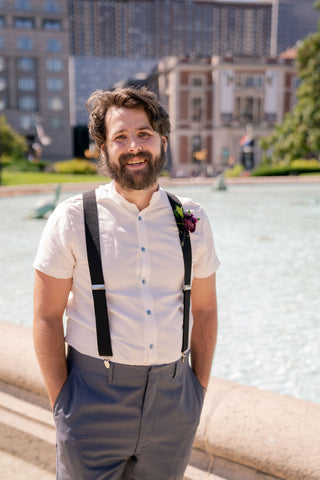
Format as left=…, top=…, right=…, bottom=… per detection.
left=83, top=190, right=113, bottom=356
left=166, top=192, right=192, bottom=353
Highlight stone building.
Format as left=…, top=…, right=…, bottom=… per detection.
left=0, top=0, right=72, bottom=160
left=156, top=54, right=298, bottom=175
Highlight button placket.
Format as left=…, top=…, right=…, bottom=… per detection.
left=136, top=214, right=157, bottom=362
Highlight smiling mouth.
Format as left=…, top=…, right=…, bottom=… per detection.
left=126, top=158, right=146, bottom=166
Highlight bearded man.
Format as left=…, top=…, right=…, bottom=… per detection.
left=33, top=86, right=219, bottom=480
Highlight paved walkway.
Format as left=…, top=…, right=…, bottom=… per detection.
left=0, top=450, right=55, bottom=480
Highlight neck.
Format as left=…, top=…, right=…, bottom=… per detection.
left=113, top=182, right=159, bottom=211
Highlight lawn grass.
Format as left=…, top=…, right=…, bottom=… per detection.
left=1, top=171, right=107, bottom=186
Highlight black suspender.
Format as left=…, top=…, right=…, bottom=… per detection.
left=166, top=192, right=192, bottom=353
left=83, top=189, right=192, bottom=357
left=83, top=190, right=113, bottom=356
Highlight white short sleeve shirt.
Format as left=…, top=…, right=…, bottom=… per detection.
left=33, top=182, right=220, bottom=365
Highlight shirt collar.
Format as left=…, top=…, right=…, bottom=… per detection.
left=102, top=180, right=165, bottom=211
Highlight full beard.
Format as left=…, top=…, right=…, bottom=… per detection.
left=104, top=147, right=166, bottom=191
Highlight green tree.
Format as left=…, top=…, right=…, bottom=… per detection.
left=260, top=3, right=320, bottom=163
left=0, top=115, right=27, bottom=160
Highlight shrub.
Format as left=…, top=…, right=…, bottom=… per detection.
left=3, top=156, right=49, bottom=172
left=291, top=159, right=320, bottom=172
left=0, top=115, right=27, bottom=159
left=251, top=165, right=291, bottom=176
left=224, top=164, right=244, bottom=178
left=0, top=154, right=14, bottom=167
left=53, top=158, right=97, bottom=175
left=252, top=159, right=320, bottom=176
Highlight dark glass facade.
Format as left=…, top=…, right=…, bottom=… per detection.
left=68, top=0, right=273, bottom=58
left=277, top=0, right=320, bottom=54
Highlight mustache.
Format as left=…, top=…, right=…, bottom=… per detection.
left=118, top=151, right=153, bottom=165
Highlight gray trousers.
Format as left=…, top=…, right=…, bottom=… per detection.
left=53, top=347, right=204, bottom=480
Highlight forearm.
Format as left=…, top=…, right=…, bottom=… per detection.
left=33, top=316, right=67, bottom=408
left=190, top=308, right=218, bottom=390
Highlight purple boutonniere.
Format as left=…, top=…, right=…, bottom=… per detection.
left=174, top=205, right=200, bottom=233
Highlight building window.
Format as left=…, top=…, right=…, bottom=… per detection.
left=190, top=76, right=203, bottom=88
left=47, top=96, right=64, bottom=111
left=0, top=16, right=5, bottom=27
left=43, top=19, right=62, bottom=31
left=221, top=147, right=230, bottom=166
left=192, top=135, right=202, bottom=160
left=19, top=95, right=37, bottom=110
left=50, top=117, right=63, bottom=129
left=191, top=97, right=202, bottom=122
left=236, top=75, right=264, bottom=89
left=292, top=77, right=301, bottom=90
left=0, top=57, right=5, bottom=71
left=235, top=96, right=263, bottom=124
left=44, top=1, right=60, bottom=13
left=47, top=78, right=63, bottom=91
left=46, top=39, right=62, bottom=53
left=264, top=113, right=277, bottom=124
left=46, top=58, right=62, bottom=72
left=17, top=37, right=33, bottom=51
left=0, top=77, right=6, bottom=91
left=14, top=17, right=35, bottom=29
left=0, top=36, right=4, bottom=50
left=221, top=113, right=232, bottom=124
left=15, top=0, right=30, bottom=11
left=17, top=57, right=36, bottom=71
left=18, top=77, right=36, bottom=91
left=20, top=115, right=34, bottom=130
left=0, top=96, right=6, bottom=110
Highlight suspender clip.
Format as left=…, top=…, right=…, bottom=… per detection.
left=92, top=284, right=105, bottom=291
left=181, top=349, right=190, bottom=363
left=181, top=351, right=188, bottom=363
left=183, top=284, right=191, bottom=292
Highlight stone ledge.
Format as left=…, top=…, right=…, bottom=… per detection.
left=195, top=379, right=320, bottom=480
left=1, top=320, right=320, bottom=480
left=0, top=321, right=47, bottom=397
left=0, top=381, right=55, bottom=473
left=186, top=448, right=282, bottom=480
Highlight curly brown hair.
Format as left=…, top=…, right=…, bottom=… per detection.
left=86, top=86, right=171, bottom=148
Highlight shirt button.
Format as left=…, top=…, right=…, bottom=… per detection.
left=147, top=310, right=151, bottom=315
left=141, top=247, right=145, bottom=252
left=138, top=216, right=142, bottom=221
left=149, top=344, right=154, bottom=349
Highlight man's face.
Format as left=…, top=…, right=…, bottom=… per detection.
left=102, top=107, right=168, bottom=191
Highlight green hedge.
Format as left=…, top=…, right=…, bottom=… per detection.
left=53, top=159, right=97, bottom=175
left=2, top=156, right=48, bottom=172
left=252, top=159, right=320, bottom=177
left=224, top=164, right=244, bottom=178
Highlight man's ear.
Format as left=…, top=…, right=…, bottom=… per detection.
left=101, top=144, right=107, bottom=158
left=161, top=136, right=168, bottom=152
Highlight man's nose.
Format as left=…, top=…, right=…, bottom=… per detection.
left=127, top=135, right=142, bottom=152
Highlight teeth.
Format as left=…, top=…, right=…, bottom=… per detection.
left=127, top=159, right=145, bottom=165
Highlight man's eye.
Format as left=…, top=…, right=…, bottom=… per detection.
left=139, top=132, right=150, bottom=138
left=115, top=135, right=126, bottom=141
